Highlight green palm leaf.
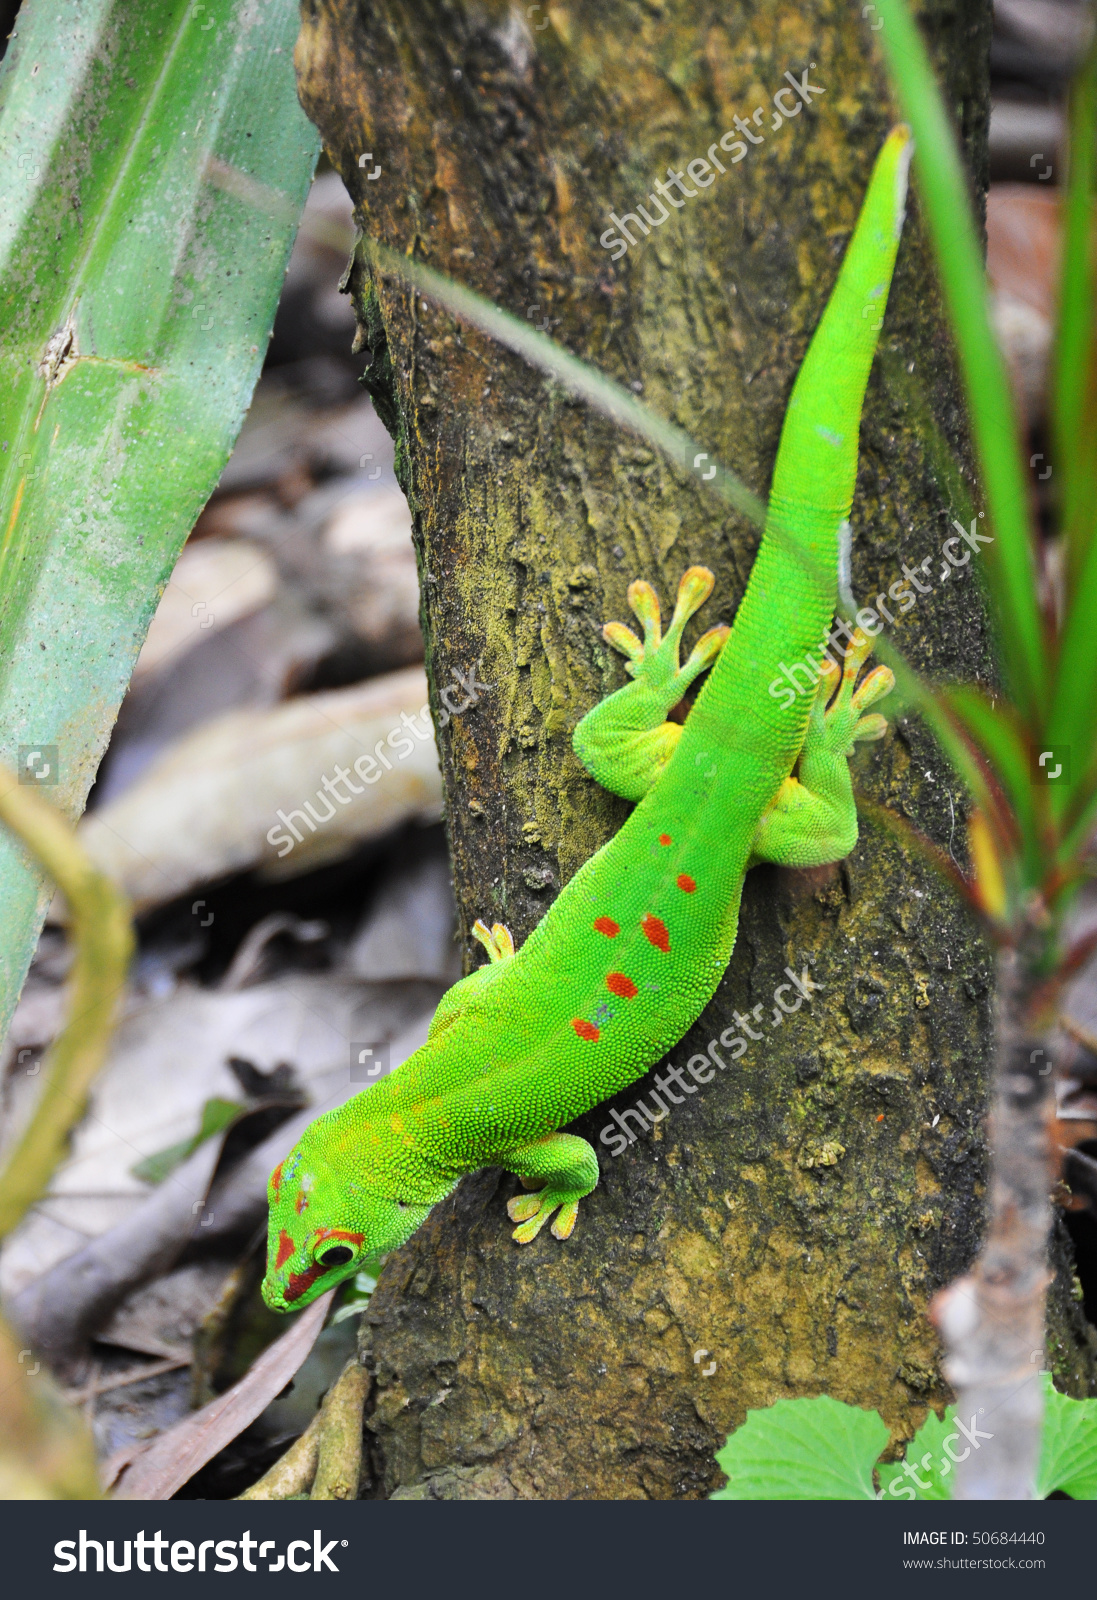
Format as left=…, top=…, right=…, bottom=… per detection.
left=0, top=0, right=319, bottom=1039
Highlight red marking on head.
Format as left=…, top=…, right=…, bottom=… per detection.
left=641, top=914, right=670, bottom=953
left=659, top=833, right=671, bottom=846
left=677, top=874, right=697, bottom=893
left=314, top=1227, right=365, bottom=1247
left=275, top=1228, right=295, bottom=1270
left=285, top=1263, right=324, bottom=1303
left=606, top=972, right=638, bottom=999
left=270, top=1161, right=284, bottom=1198
left=593, top=916, right=619, bottom=938
left=572, top=1018, right=600, bottom=1042
left=295, top=1190, right=308, bottom=1214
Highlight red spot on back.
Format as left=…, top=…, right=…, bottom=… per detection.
left=607, top=972, right=638, bottom=999
left=677, top=874, right=697, bottom=893
left=659, top=833, right=671, bottom=845
left=642, top=914, right=670, bottom=953
left=572, top=1018, right=600, bottom=1042
left=275, top=1228, right=295, bottom=1269
left=270, top=1161, right=284, bottom=1198
left=295, top=1190, right=308, bottom=1214
left=593, top=916, right=619, bottom=938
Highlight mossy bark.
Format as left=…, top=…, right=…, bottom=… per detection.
left=295, top=0, right=1097, bottom=1498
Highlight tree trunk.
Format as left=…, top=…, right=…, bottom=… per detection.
left=295, top=0, right=1097, bottom=1498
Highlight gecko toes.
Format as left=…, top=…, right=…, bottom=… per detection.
left=683, top=623, right=730, bottom=675
left=852, top=713, right=888, bottom=743
left=472, top=919, right=516, bottom=963
left=508, top=1187, right=585, bottom=1243
left=851, top=664, right=895, bottom=713
left=625, top=579, right=663, bottom=644
left=672, top=565, right=715, bottom=621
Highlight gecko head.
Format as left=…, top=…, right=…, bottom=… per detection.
left=261, top=1141, right=431, bottom=1312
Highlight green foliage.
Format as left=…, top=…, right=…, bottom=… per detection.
left=130, top=1096, right=244, bottom=1186
left=712, top=1380, right=1097, bottom=1501
left=1035, top=1377, right=1097, bottom=1499
left=872, top=0, right=1097, bottom=950
left=872, top=0, right=1045, bottom=727
left=711, top=1396, right=888, bottom=1500
left=0, top=0, right=320, bottom=1042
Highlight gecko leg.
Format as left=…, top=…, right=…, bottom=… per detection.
left=427, top=920, right=515, bottom=1041
left=750, top=628, right=894, bottom=868
left=500, top=1132, right=600, bottom=1243
left=573, top=566, right=729, bottom=801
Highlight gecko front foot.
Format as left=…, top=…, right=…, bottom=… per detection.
left=471, top=919, right=515, bottom=962
left=573, top=567, right=729, bottom=801
left=604, top=566, right=729, bottom=698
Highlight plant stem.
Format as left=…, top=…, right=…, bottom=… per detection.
left=0, top=765, right=133, bottom=1240
left=310, top=1359, right=369, bottom=1500
left=236, top=1409, right=324, bottom=1501
left=931, top=941, right=1055, bottom=1498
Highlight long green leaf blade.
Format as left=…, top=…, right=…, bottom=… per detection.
left=943, top=684, right=1041, bottom=881
left=1053, top=38, right=1097, bottom=587
left=0, top=0, right=319, bottom=1040
left=871, top=0, right=1047, bottom=727
left=1048, top=40, right=1097, bottom=826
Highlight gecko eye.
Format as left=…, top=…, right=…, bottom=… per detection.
left=316, top=1244, right=355, bottom=1269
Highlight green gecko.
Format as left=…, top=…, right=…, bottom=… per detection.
left=262, top=126, right=912, bottom=1312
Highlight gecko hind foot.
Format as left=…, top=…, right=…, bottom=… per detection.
left=813, top=628, right=895, bottom=756
left=501, top=1131, right=599, bottom=1243
left=604, top=565, right=729, bottom=697
left=507, top=1188, right=582, bottom=1243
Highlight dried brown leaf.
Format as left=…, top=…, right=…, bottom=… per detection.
left=108, top=1290, right=334, bottom=1500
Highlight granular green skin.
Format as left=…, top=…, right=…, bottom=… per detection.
left=262, top=132, right=911, bottom=1311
